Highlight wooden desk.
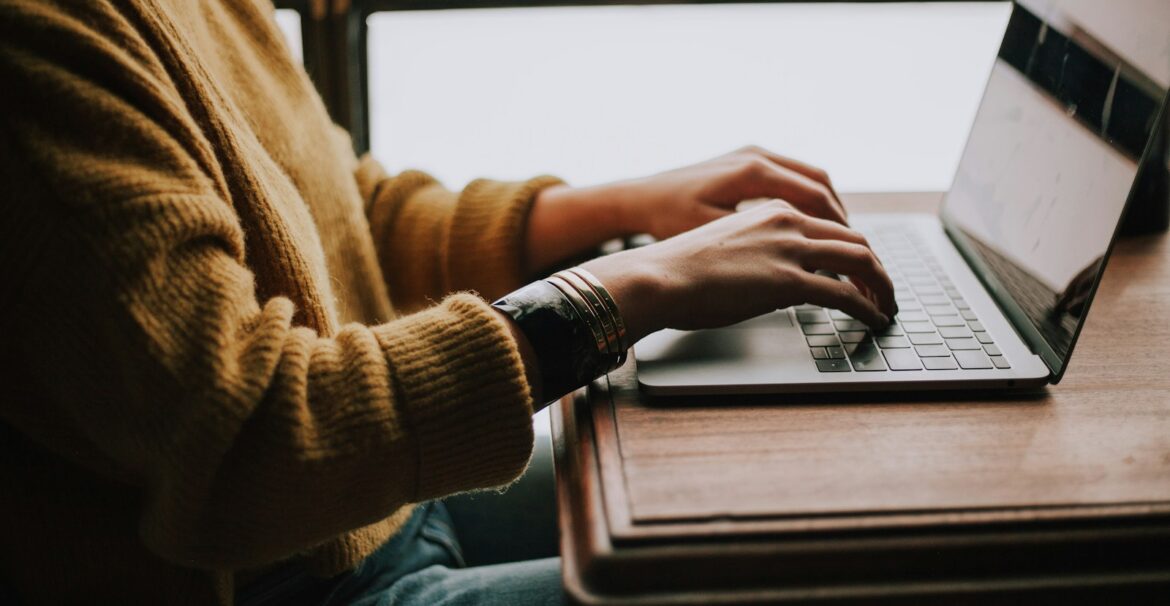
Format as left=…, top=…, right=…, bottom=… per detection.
left=553, top=192, right=1170, bottom=605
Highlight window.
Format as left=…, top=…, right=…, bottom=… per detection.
left=274, top=8, right=304, bottom=64
left=364, top=2, right=1009, bottom=192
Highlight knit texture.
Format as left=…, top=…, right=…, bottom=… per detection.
left=0, top=0, right=561, bottom=603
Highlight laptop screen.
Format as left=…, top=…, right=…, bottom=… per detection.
left=939, top=0, right=1169, bottom=380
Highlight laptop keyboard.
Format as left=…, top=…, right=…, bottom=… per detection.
left=798, top=224, right=1010, bottom=372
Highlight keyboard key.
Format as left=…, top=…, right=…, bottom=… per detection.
left=931, top=315, right=966, bottom=327
left=901, top=321, right=935, bottom=333
left=968, top=321, right=986, bottom=332
left=953, top=298, right=970, bottom=309
left=835, top=319, right=868, bottom=332
left=829, top=309, right=854, bottom=321
left=839, top=330, right=868, bottom=343
left=908, top=332, right=944, bottom=345
left=984, top=343, right=1002, bottom=356
left=939, top=326, right=972, bottom=339
left=876, top=336, right=910, bottom=349
left=802, top=323, right=835, bottom=335
left=915, top=344, right=952, bottom=357
left=825, top=345, right=846, bottom=359
left=895, top=292, right=917, bottom=303
left=920, top=295, right=949, bottom=305
left=806, top=335, right=839, bottom=347
left=946, top=338, right=982, bottom=350
left=796, top=304, right=820, bottom=311
left=974, top=331, right=994, bottom=344
left=913, top=286, right=943, bottom=296
left=896, top=311, right=929, bottom=322
left=923, top=356, right=959, bottom=370
left=876, top=323, right=905, bottom=336
left=883, top=349, right=923, bottom=371
left=990, top=355, right=1011, bottom=369
left=954, top=350, right=993, bottom=369
left=848, top=343, right=888, bottom=371
left=945, top=288, right=963, bottom=299
left=925, top=304, right=956, bottom=316
left=810, top=347, right=829, bottom=360
left=816, top=359, right=851, bottom=372
left=797, top=310, right=827, bottom=324
left=960, top=309, right=979, bottom=321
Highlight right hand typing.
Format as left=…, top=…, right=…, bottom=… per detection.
left=581, top=200, right=897, bottom=345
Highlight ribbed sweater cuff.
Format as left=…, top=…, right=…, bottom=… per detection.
left=448, top=175, right=565, bottom=300
left=374, top=293, right=535, bottom=500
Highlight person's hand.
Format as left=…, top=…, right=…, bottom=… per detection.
left=524, top=146, right=846, bottom=274
left=606, top=145, right=847, bottom=240
left=579, top=200, right=896, bottom=344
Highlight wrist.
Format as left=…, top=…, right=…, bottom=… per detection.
left=579, top=250, right=666, bottom=345
left=526, top=183, right=632, bottom=275
left=493, top=278, right=626, bottom=405
left=549, top=180, right=646, bottom=237
left=589, top=178, right=648, bottom=236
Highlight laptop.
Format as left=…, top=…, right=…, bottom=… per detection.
left=636, top=0, right=1170, bottom=395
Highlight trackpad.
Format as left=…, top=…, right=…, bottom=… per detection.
left=636, top=310, right=797, bottom=365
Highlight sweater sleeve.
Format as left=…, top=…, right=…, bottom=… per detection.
left=354, top=151, right=564, bottom=311
left=0, top=2, right=534, bottom=570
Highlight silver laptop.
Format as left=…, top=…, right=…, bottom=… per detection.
left=637, top=0, right=1170, bottom=395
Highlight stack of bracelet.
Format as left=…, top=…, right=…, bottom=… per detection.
left=491, top=267, right=629, bottom=403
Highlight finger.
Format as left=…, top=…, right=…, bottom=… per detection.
left=744, top=161, right=848, bottom=226
left=776, top=210, right=892, bottom=276
left=742, top=145, right=847, bottom=218
left=789, top=214, right=895, bottom=285
left=789, top=213, right=872, bottom=249
left=797, top=241, right=897, bottom=317
left=795, top=271, right=890, bottom=329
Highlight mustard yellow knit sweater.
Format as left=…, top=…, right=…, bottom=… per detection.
left=0, top=0, right=561, bottom=603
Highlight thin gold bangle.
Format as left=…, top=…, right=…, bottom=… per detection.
left=545, top=275, right=609, bottom=355
left=555, top=270, right=620, bottom=356
left=567, top=267, right=629, bottom=352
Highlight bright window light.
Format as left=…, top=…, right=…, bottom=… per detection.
left=367, top=3, right=1010, bottom=193
left=275, top=8, right=304, bottom=64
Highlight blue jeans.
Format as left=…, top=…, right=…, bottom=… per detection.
left=237, top=435, right=564, bottom=605
left=236, top=502, right=564, bottom=606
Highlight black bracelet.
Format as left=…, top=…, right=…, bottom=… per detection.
left=492, top=280, right=620, bottom=403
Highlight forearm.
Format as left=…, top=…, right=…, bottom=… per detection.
left=359, top=155, right=567, bottom=306
left=524, top=183, right=637, bottom=276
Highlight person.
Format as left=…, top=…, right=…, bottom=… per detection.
left=0, top=0, right=896, bottom=604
